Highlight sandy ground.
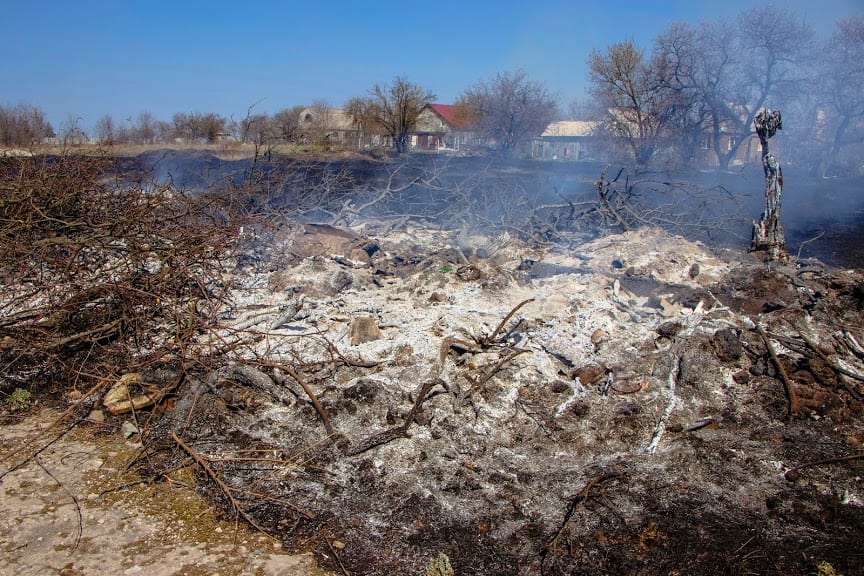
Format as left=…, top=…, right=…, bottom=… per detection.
left=0, top=407, right=335, bottom=576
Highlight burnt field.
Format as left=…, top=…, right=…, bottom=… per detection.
left=2, top=150, right=864, bottom=575
left=126, top=149, right=864, bottom=268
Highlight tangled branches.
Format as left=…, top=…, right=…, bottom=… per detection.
left=0, top=152, right=236, bottom=397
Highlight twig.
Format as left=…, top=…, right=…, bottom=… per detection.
left=784, top=452, right=864, bottom=481
left=542, top=472, right=622, bottom=561
left=234, top=489, right=313, bottom=520
left=327, top=539, right=352, bottom=576
left=255, top=360, right=333, bottom=435
left=471, top=348, right=531, bottom=388
left=171, top=432, right=276, bottom=538
left=0, top=380, right=104, bottom=479
left=346, top=378, right=440, bottom=456
left=756, top=322, right=799, bottom=419
left=483, top=298, right=535, bottom=346
left=796, top=230, right=824, bottom=260
left=36, top=455, right=83, bottom=553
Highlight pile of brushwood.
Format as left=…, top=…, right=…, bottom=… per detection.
left=0, top=152, right=238, bottom=415
left=2, top=151, right=863, bottom=576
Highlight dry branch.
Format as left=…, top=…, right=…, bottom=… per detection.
left=756, top=323, right=799, bottom=419
left=483, top=298, right=535, bottom=346
left=171, top=432, right=278, bottom=537
left=543, top=472, right=623, bottom=562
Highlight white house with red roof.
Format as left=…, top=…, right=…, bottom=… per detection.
left=412, top=104, right=475, bottom=151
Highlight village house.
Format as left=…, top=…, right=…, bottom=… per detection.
left=411, top=104, right=474, bottom=152
left=530, top=120, right=601, bottom=161
left=298, top=107, right=361, bottom=148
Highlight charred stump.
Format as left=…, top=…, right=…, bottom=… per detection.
left=751, top=108, right=787, bottom=260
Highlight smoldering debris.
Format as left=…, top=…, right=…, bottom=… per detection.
left=135, top=223, right=864, bottom=576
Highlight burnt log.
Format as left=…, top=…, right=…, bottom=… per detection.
left=751, top=108, right=787, bottom=260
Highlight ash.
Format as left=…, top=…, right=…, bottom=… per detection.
left=146, top=222, right=864, bottom=575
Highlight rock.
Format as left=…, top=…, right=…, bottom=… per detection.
left=292, top=223, right=378, bottom=263
left=713, top=328, right=743, bottom=361
left=87, top=409, right=105, bottom=423
left=424, top=553, right=454, bottom=576
left=688, top=262, right=701, bottom=279
left=573, top=362, right=607, bottom=385
left=591, top=328, right=607, bottom=348
left=456, top=264, right=481, bottom=281
left=656, top=321, right=682, bottom=338
left=103, top=373, right=165, bottom=416
left=350, top=317, right=382, bottom=345
left=121, top=421, right=139, bottom=439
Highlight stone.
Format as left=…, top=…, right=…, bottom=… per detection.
left=350, top=317, right=382, bottom=345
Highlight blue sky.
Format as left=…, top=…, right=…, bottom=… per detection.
left=1, top=0, right=860, bottom=133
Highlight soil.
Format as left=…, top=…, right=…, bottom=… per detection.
left=0, top=408, right=336, bottom=576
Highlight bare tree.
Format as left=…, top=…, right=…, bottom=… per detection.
left=300, top=100, right=339, bottom=149
left=172, top=112, right=227, bottom=144
left=458, top=70, right=558, bottom=156
left=240, top=112, right=272, bottom=146
left=346, top=76, right=435, bottom=154
left=94, top=115, right=116, bottom=145
left=587, top=42, right=682, bottom=165
left=816, top=16, right=864, bottom=176
left=654, top=7, right=813, bottom=169
left=0, top=104, right=54, bottom=147
left=272, top=106, right=306, bottom=144
left=131, top=111, right=158, bottom=145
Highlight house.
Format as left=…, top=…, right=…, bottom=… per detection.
left=298, top=107, right=360, bottom=148
left=530, top=120, right=601, bottom=161
left=412, top=104, right=474, bottom=151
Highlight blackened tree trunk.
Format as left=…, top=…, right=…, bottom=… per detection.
left=751, top=108, right=787, bottom=260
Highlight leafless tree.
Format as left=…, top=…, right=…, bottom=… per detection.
left=652, top=6, right=813, bottom=170
left=132, top=111, right=158, bottom=144
left=458, top=70, right=558, bottom=156
left=272, top=106, right=306, bottom=144
left=172, top=112, right=228, bottom=144
left=300, top=100, right=340, bottom=149
left=815, top=15, right=864, bottom=176
left=0, top=104, right=54, bottom=147
left=587, top=42, right=682, bottom=165
left=94, top=115, right=117, bottom=145
left=346, top=76, right=435, bottom=154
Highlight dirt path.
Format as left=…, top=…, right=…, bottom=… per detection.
left=0, top=407, right=334, bottom=576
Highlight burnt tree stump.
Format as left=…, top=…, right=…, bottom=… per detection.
left=751, top=108, right=787, bottom=260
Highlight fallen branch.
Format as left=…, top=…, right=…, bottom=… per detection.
left=756, top=322, right=799, bottom=419
left=797, top=327, right=864, bottom=383
left=347, top=377, right=441, bottom=456
left=784, top=452, right=864, bottom=481
left=45, top=319, right=122, bottom=351
left=646, top=356, right=681, bottom=454
left=171, top=432, right=277, bottom=537
left=542, top=472, right=623, bottom=563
